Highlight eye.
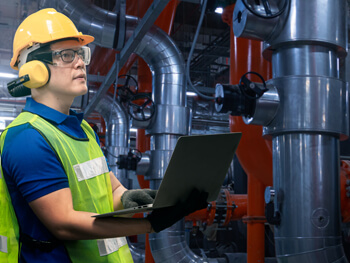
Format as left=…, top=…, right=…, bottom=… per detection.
left=77, top=49, right=84, bottom=59
left=61, top=50, right=74, bottom=61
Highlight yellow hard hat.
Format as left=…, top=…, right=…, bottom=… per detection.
left=10, top=8, right=94, bottom=70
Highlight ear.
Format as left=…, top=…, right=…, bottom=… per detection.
left=19, top=60, right=51, bottom=89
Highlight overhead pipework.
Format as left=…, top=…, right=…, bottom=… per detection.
left=232, top=0, right=349, bottom=262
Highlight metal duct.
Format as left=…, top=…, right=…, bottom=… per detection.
left=188, top=97, right=230, bottom=135
left=47, top=0, right=213, bottom=262
left=233, top=0, right=349, bottom=262
left=94, top=94, right=130, bottom=188
left=149, top=220, right=219, bottom=263
left=128, top=242, right=145, bottom=263
left=40, top=0, right=118, bottom=48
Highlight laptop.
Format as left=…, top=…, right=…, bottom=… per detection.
left=93, top=132, right=242, bottom=218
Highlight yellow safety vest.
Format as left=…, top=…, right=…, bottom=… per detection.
left=0, top=111, right=133, bottom=263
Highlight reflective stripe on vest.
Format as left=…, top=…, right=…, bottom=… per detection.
left=0, top=235, right=7, bottom=253
left=73, top=156, right=109, bottom=181
left=97, top=237, right=127, bottom=256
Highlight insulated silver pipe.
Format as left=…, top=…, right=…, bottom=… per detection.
left=95, top=94, right=131, bottom=188
left=273, top=134, right=346, bottom=263
left=149, top=220, right=219, bottom=263
left=125, top=16, right=188, bottom=190
left=125, top=15, right=205, bottom=263
left=264, top=1, right=348, bottom=262
left=233, top=0, right=349, bottom=262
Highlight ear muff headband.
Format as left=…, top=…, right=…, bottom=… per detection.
left=19, top=60, right=51, bottom=89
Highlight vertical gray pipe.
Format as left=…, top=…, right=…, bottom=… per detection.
left=273, top=134, right=346, bottom=262
left=262, top=1, right=349, bottom=262
left=94, top=94, right=130, bottom=188
left=233, top=0, right=349, bottom=261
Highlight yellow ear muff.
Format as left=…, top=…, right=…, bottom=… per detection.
left=18, top=60, right=50, bottom=89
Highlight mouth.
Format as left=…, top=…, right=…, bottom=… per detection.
left=73, top=74, right=86, bottom=80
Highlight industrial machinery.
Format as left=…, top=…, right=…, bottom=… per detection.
left=1, top=0, right=350, bottom=262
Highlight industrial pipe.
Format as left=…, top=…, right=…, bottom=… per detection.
left=232, top=0, right=349, bottom=262
left=94, top=94, right=131, bottom=188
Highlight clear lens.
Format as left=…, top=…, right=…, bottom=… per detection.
left=81, top=46, right=91, bottom=65
left=52, top=46, right=91, bottom=65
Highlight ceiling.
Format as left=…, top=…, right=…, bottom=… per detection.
left=0, top=0, right=231, bottom=95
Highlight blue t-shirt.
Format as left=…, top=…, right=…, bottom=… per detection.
left=1, top=98, right=102, bottom=262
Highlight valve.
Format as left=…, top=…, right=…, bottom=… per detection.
left=241, top=0, right=289, bottom=19
left=128, top=93, right=156, bottom=122
left=264, top=186, right=281, bottom=225
left=116, top=149, right=142, bottom=171
left=215, top=71, right=268, bottom=117
left=115, top=74, right=138, bottom=103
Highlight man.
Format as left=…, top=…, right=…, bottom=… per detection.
left=0, top=8, right=207, bottom=262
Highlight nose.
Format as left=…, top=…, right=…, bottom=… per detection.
left=74, top=55, right=85, bottom=69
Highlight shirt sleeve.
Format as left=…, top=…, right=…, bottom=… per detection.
left=2, top=123, right=69, bottom=203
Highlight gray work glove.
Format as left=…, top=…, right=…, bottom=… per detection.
left=147, top=188, right=209, bottom=233
left=121, top=189, right=157, bottom=209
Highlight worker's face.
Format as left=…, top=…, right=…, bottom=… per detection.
left=46, top=39, right=88, bottom=99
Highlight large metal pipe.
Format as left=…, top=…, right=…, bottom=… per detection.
left=273, top=134, right=346, bottom=262
left=94, top=94, right=130, bottom=188
left=233, top=0, right=349, bottom=262
left=265, top=1, right=348, bottom=262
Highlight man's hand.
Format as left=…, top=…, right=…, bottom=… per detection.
left=147, top=189, right=208, bottom=233
left=121, top=189, right=157, bottom=209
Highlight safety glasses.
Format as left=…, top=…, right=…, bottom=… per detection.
left=26, top=45, right=91, bottom=67
left=52, top=46, right=91, bottom=65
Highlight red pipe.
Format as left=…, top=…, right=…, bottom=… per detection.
left=185, top=193, right=247, bottom=224
left=223, top=5, right=272, bottom=263
left=341, top=160, right=350, bottom=222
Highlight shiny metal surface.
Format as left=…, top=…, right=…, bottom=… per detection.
left=232, top=0, right=279, bottom=41
left=272, top=134, right=346, bottom=263
left=95, top=94, right=131, bottom=188
left=135, top=152, right=151, bottom=175
left=243, top=84, right=279, bottom=126
left=234, top=0, right=349, bottom=261
left=57, top=0, right=117, bottom=48
left=271, top=46, right=339, bottom=78
left=264, top=0, right=347, bottom=58
left=129, top=22, right=186, bottom=107
left=147, top=134, right=179, bottom=187
left=128, top=242, right=145, bottom=263
left=263, top=76, right=349, bottom=139
left=147, top=149, right=173, bottom=183
left=150, top=134, right=179, bottom=150
left=149, top=221, right=219, bottom=263
left=148, top=105, right=189, bottom=135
